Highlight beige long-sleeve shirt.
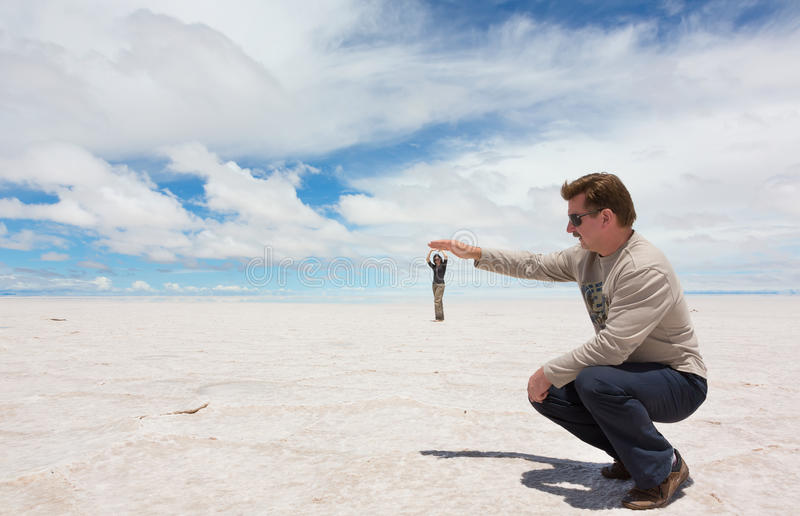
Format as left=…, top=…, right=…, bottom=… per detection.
left=474, top=231, right=707, bottom=388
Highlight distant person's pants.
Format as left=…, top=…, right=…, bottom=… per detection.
left=432, top=283, right=445, bottom=320
left=531, top=362, right=707, bottom=489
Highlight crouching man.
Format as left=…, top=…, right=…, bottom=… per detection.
left=429, top=172, right=707, bottom=510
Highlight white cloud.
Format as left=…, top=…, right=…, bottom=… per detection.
left=129, top=280, right=154, bottom=292
left=0, top=272, right=114, bottom=293
left=212, top=284, right=253, bottom=292
left=40, top=252, right=69, bottom=261
left=0, top=222, right=67, bottom=251
left=0, top=142, right=359, bottom=262
left=162, top=281, right=252, bottom=294
left=757, top=172, right=800, bottom=217
left=163, top=281, right=204, bottom=293
left=93, top=276, right=112, bottom=291
left=0, top=1, right=428, bottom=157
left=0, top=143, right=196, bottom=230
left=78, top=261, right=112, bottom=271
left=2, top=1, right=794, bottom=159
left=0, top=143, right=200, bottom=261
left=164, top=143, right=323, bottom=226
left=160, top=143, right=356, bottom=259
left=336, top=157, right=548, bottom=256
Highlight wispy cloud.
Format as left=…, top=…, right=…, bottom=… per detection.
left=40, top=252, right=69, bottom=261
left=77, top=261, right=112, bottom=271
left=0, top=272, right=112, bottom=293
left=0, top=222, right=67, bottom=251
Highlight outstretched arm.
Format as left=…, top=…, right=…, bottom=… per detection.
left=428, top=239, right=481, bottom=260
left=426, top=248, right=433, bottom=264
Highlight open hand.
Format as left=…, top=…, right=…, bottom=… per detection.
left=428, top=239, right=481, bottom=260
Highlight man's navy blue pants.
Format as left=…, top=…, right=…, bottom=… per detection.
left=531, top=363, right=707, bottom=489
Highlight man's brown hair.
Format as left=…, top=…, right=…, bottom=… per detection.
left=561, top=172, right=637, bottom=227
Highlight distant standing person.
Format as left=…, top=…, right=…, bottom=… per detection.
left=426, top=249, right=448, bottom=321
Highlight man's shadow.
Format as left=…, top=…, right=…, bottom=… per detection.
left=420, top=450, right=692, bottom=510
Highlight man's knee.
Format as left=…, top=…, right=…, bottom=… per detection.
left=530, top=397, right=546, bottom=415
left=529, top=388, right=562, bottom=418
left=574, top=366, right=601, bottom=394
left=574, top=366, right=626, bottom=399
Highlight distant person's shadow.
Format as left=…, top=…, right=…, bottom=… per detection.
left=420, top=450, right=692, bottom=510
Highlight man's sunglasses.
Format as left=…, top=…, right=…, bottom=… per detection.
left=569, top=208, right=603, bottom=226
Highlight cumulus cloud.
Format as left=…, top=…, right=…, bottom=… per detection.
left=164, top=143, right=323, bottom=226
left=0, top=142, right=199, bottom=260
left=0, top=1, right=429, bottom=157
left=161, top=143, right=355, bottom=259
left=0, top=142, right=357, bottom=263
left=0, top=143, right=196, bottom=232
left=165, top=281, right=207, bottom=293
left=129, top=280, right=154, bottom=292
left=161, top=281, right=254, bottom=294
left=211, top=284, right=254, bottom=293
left=93, top=276, right=112, bottom=291
left=163, top=282, right=205, bottom=293
left=336, top=156, right=552, bottom=256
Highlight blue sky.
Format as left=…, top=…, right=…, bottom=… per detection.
left=1, top=0, right=799, bottom=297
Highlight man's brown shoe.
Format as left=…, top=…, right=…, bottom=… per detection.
left=602, top=460, right=631, bottom=480
left=621, top=450, right=689, bottom=510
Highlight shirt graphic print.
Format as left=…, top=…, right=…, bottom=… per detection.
left=581, top=281, right=607, bottom=330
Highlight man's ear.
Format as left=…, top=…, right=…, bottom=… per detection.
left=601, top=208, right=613, bottom=227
